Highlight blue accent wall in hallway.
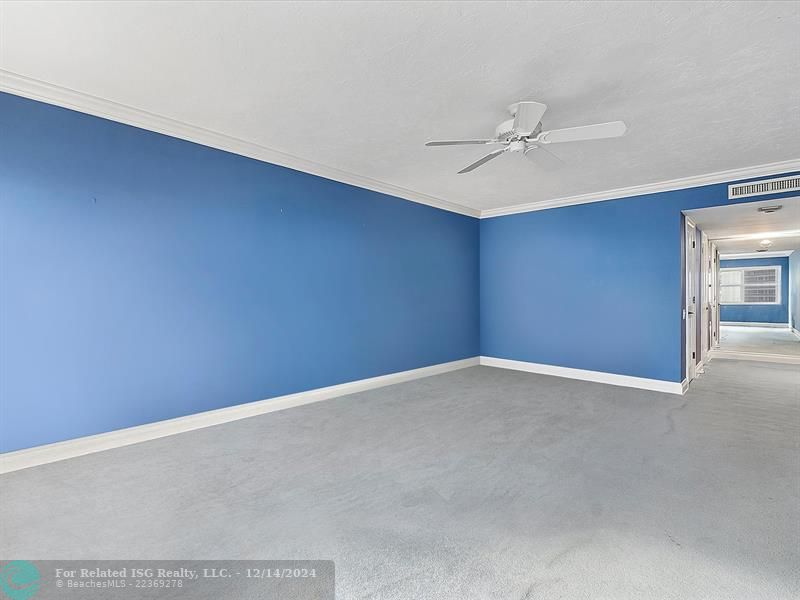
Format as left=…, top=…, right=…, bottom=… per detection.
left=719, top=257, right=789, bottom=324
left=0, top=93, right=479, bottom=452
left=480, top=174, right=800, bottom=383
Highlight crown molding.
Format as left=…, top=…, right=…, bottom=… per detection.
left=4, top=69, right=799, bottom=221
left=479, top=159, right=800, bottom=218
left=719, top=251, right=793, bottom=259
left=0, top=69, right=480, bottom=218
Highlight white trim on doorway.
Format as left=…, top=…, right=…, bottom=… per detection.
left=684, top=216, right=698, bottom=385
left=695, top=359, right=706, bottom=376
left=720, top=251, right=793, bottom=260
left=711, top=242, right=720, bottom=350
left=699, top=230, right=710, bottom=372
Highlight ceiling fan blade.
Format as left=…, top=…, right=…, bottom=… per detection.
left=539, top=121, right=627, bottom=144
left=512, top=101, right=548, bottom=136
left=425, top=139, right=500, bottom=146
left=524, top=145, right=564, bottom=171
left=458, top=147, right=508, bottom=174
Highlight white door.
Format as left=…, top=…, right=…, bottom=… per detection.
left=685, top=218, right=698, bottom=382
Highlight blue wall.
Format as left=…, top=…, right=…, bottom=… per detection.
left=3, top=91, right=799, bottom=453
left=0, top=93, right=479, bottom=452
left=789, top=251, right=800, bottom=331
left=480, top=174, right=800, bottom=383
left=719, top=257, right=789, bottom=324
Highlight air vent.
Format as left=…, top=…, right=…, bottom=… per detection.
left=728, top=175, right=800, bottom=200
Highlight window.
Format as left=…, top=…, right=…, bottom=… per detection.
left=719, top=266, right=781, bottom=305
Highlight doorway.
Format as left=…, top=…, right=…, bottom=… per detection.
left=685, top=216, right=698, bottom=383
left=683, top=198, right=800, bottom=372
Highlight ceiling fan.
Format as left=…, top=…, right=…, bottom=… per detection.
left=425, top=101, right=627, bottom=173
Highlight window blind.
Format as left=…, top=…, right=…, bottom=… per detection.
left=719, top=266, right=780, bottom=305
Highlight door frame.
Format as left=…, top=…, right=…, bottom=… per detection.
left=684, top=217, right=698, bottom=383
left=699, top=230, right=710, bottom=371
left=710, top=242, right=720, bottom=349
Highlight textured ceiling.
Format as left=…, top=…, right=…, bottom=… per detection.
left=685, top=197, right=800, bottom=253
left=1, top=1, right=799, bottom=211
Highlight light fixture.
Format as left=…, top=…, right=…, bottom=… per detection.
left=760, top=239, right=773, bottom=246
left=757, top=205, right=782, bottom=214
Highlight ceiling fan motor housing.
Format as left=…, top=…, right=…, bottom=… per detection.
left=495, top=118, right=516, bottom=140
left=495, top=118, right=543, bottom=141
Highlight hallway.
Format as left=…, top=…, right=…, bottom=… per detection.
left=719, top=325, right=800, bottom=357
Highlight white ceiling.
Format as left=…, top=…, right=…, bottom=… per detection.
left=715, top=235, right=800, bottom=255
left=685, top=196, right=800, bottom=253
left=1, top=1, right=799, bottom=213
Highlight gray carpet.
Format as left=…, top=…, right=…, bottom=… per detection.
left=1, top=361, right=799, bottom=599
left=720, top=325, right=800, bottom=356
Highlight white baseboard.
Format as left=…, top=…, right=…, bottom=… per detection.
left=479, top=356, right=684, bottom=395
left=707, top=349, right=800, bottom=365
left=0, top=357, right=479, bottom=474
left=791, top=327, right=800, bottom=340
left=720, top=322, right=789, bottom=328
